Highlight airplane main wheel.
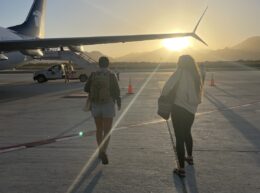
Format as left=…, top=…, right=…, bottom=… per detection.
left=79, top=75, right=88, bottom=82
left=36, top=75, right=47, bottom=83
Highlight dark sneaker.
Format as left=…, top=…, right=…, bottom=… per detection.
left=101, top=153, right=109, bottom=165
left=102, top=153, right=108, bottom=165
left=185, top=157, right=194, bottom=165
left=173, top=168, right=186, bottom=178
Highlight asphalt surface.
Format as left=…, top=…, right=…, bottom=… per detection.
left=0, top=68, right=259, bottom=193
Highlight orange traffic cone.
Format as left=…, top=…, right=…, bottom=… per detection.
left=210, top=73, right=215, bottom=86
left=127, top=77, right=134, bottom=94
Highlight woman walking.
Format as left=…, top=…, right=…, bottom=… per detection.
left=159, top=55, right=203, bottom=177
left=84, top=56, right=121, bottom=165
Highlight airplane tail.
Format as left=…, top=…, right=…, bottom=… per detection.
left=191, top=7, right=208, bottom=46
left=8, top=0, right=46, bottom=38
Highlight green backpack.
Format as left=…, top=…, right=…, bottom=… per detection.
left=90, top=71, right=112, bottom=103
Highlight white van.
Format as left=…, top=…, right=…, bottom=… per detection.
left=33, top=64, right=91, bottom=83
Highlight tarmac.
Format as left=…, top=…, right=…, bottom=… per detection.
left=0, top=67, right=259, bottom=193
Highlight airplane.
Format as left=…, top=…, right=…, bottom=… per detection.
left=0, top=0, right=207, bottom=70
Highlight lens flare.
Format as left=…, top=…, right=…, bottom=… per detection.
left=162, top=37, right=191, bottom=51
left=78, top=131, right=84, bottom=137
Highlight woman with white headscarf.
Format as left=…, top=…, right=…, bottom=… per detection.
left=159, top=55, right=203, bottom=177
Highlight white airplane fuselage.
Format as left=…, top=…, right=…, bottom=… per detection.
left=0, top=27, right=28, bottom=70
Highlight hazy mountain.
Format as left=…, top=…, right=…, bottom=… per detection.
left=232, top=36, right=260, bottom=52
left=209, top=47, right=260, bottom=61
left=84, top=51, right=116, bottom=62
left=114, top=36, right=260, bottom=62
left=115, top=48, right=178, bottom=62
left=85, top=51, right=105, bottom=61
left=115, top=48, right=211, bottom=62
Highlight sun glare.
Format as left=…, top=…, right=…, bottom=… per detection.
left=162, top=37, right=191, bottom=51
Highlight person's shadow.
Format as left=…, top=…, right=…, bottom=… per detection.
left=70, top=158, right=103, bottom=193
left=173, top=172, right=188, bottom=193
left=173, top=165, right=199, bottom=193
left=83, top=170, right=103, bottom=193
left=186, top=166, right=200, bottom=193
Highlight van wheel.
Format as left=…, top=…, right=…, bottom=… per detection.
left=36, top=75, right=47, bottom=83
left=79, top=75, right=88, bottom=82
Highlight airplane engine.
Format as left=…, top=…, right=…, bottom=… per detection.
left=68, top=46, right=84, bottom=53
left=21, top=49, right=44, bottom=58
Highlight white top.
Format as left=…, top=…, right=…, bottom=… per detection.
left=174, top=71, right=201, bottom=114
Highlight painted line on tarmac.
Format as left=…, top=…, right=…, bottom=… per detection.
left=0, top=91, right=135, bottom=155
left=113, top=100, right=260, bottom=130
left=65, top=64, right=161, bottom=193
left=0, top=130, right=96, bottom=155
left=0, top=146, right=26, bottom=154
left=0, top=119, right=169, bottom=155
left=0, top=119, right=172, bottom=155
left=197, top=99, right=260, bottom=116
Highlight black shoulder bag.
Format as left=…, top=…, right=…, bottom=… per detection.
left=157, top=79, right=180, bottom=120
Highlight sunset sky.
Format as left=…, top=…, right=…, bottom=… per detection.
left=0, top=0, right=260, bottom=57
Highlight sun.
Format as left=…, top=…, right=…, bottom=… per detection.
left=162, top=37, right=191, bottom=51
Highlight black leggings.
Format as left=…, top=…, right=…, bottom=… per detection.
left=171, top=104, right=195, bottom=168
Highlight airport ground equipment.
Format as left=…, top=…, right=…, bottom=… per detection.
left=32, top=50, right=98, bottom=83
left=33, top=63, right=93, bottom=83
left=42, top=50, right=98, bottom=70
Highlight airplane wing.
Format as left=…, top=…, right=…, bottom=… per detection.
left=0, top=32, right=206, bottom=52
left=0, top=7, right=208, bottom=52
